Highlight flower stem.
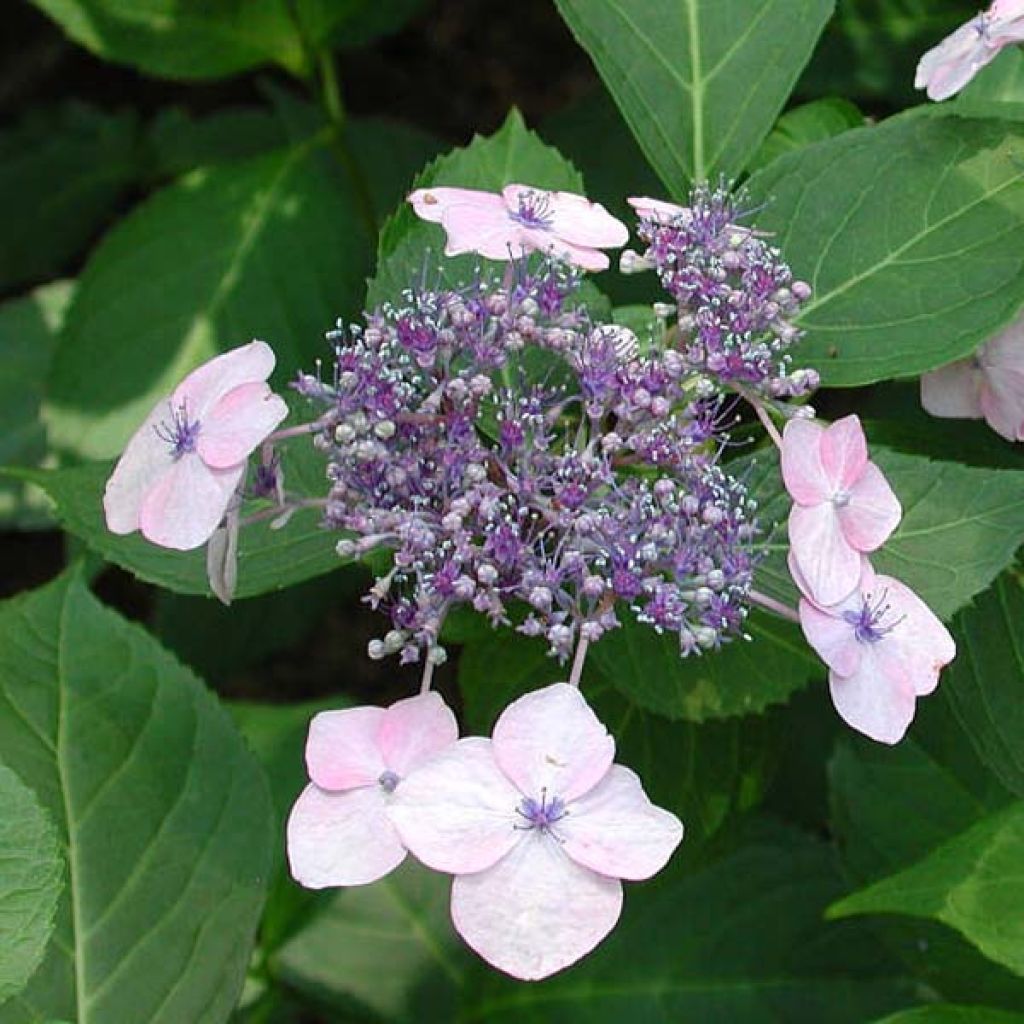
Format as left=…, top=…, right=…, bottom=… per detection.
left=735, top=385, right=784, bottom=450
left=267, top=414, right=335, bottom=444
left=748, top=588, right=800, bottom=624
left=419, top=658, right=435, bottom=695
left=238, top=497, right=327, bottom=528
left=567, top=633, right=590, bottom=688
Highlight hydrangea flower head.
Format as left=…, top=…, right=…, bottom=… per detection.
left=794, top=559, right=955, bottom=744
left=915, top=1, right=1024, bottom=101
left=388, top=683, right=683, bottom=979
left=782, top=414, right=901, bottom=606
left=921, top=318, right=1024, bottom=441
left=408, top=184, right=628, bottom=270
left=103, top=341, right=288, bottom=550
left=287, top=692, right=459, bottom=887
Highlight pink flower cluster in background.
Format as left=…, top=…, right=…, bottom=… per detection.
left=781, top=415, right=955, bottom=744
left=287, top=684, right=683, bottom=980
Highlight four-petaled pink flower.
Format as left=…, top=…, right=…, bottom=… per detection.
left=794, top=558, right=956, bottom=745
left=920, top=317, right=1024, bottom=441
left=103, top=341, right=288, bottom=550
left=915, top=1, right=1024, bottom=101
left=388, top=683, right=683, bottom=980
left=782, top=414, right=902, bottom=606
left=407, top=184, right=628, bottom=271
left=287, top=693, right=459, bottom=888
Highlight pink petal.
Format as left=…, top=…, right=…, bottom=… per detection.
left=137, top=453, right=243, bottom=551
left=920, top=361, right=984, bottom=419
left=875, top=574, right=956, bottom=696
left=451, top=834, right=622, bottom=980
left=828, top=651, right=918, bottom=745
left=981, top=315, right=1024, bottom=373
left=980, top=370, right=1024, bottom=441
left=820, top=415, right=869, bottom=491
left=407, top=186, right=503, bottom=224
left=286, top=783, right=406, bottom=888
left=780, top=419, right=829, bottom=504
left=516, top=227, right=611, bottom=271
left=797, top=597, right=863, bottom=678
left=503, top=186, right=628, bottom=248
left=841, top=461, right=902, bottom=551
left=917, top=24, right=1000, bottom=101
left=173, top=340, right=277, bottom=422
left=627, top=196, right=692, bottom=224
left=378, top=691, right=459, bottom=777
left=440, top=202, right=524, bottom=260
left=788, top=502, right=863, bottom=607
left=492, top=683, right=615, bottom=804
left=387, top=737, right=521, bottom=874
left=305, top=706, right=387, bottom=791
left=560, top=765, right=683, bottom=881
left=103, top=398, right=178, bottom=535
left=196, top=382, right=288, bottom=468
left=991, top=0, right=1024, bottom=24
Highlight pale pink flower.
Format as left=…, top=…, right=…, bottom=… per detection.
left=782, top=414, right=902, bottom=607
left=920, top=317, right=1024, bottom=441
left=915, top=2, right=1024, bottom=101
left=407, top=184, right=628, bottom=271
left=389, top=683, right=683, bottom=980
left=794, top=557, right=955, bottom=745
left=287, top=693, right=459, bottom=888
left=103, top=341, right=288, bottom=550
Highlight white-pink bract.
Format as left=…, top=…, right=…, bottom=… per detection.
left=782, top=414, right=902, bottom=607
left=915, top=2, right=1024, bottom=101
left=407, top=184, right=628, bottom=271
left=103, top=341, right=288, bottom=551
left=794, top=557, right=955, bottom=745
left=287, top=692, right=459, bottom=888
left=388, top=683, right=683, bottom=980
left=920, top=317, right=1024, bottom=441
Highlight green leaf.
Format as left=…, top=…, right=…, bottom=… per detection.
left=0, top=764, right=62, bottom=1005
left=5, top=454, right=342, bottom=599
left=457, top=628, right=781, bottom=842
left=366, top=109, right=584, bottom=309
left=28, top=0, right=307, bottom=80
left=830, top=802, right=1024, bottom=977
left=944, top=574, right=1024, bottom=798
left=870, top=1008, right=1024, bottom=1024
left=747, top=97, right=864, bottom=173
left=589, top=610, right=820, bottom=721
left=746, top=445, right=1024, bottom=621
left=955, top=47, right=1024, bottom=122
left=332, top=0, right=428, bottom=49
left=0, top=282, right=73, bottom=529
left=44, top=134, right=371, bottom=460
left=553, top=0, right=835, bottom=191
left=459, top=823, right=915, bottom=1022
left=0, top=103, right=138, bottom=291
left=273, top=861, right=462, bottom=1023
left=0, top=569, right=274, bottom=1023
left=746, top=115, right=1024, bottom=387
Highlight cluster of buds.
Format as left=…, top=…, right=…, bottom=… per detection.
left=294, top=258, right=758, bottom=666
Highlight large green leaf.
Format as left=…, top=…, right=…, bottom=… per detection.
left=747, top=97, right=864, bottom=173
left=5, top=453, right=342, bottom=599
left=955, top=48, right=1024, bottom=122
left=746, top=445, right=1024, bottom=621
left=830, top=801, right=1024, bottom=977
left=554, top=0, right=835, bottom=191
left=0, top=764, right=62, bottom=1006
left=366, top=109, right=584, bottom=308
left=746, top=115, right=1024, bottom=387
left=0, top=104, right=137, bottom=291
left=457, top=628, right=781, bottom=841
left=0, top=571, right=274, bottom=1023
left=0, top=282, right=73, bottom=528
left=458, top=823, right=914, bottom=1022
left=43, top=133, right=371, bottom=460
left=870, top=1009, right=1024, bottom=1024
left=28, top=0, right=308, bottom=79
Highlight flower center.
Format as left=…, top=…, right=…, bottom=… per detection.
left=509, top=190, right=554, bottom=230
left=842, top=590, right=902, bottom=644
left=515, top=788, right=568, bottom=836
left=831, top=487, right=852, bottom=508
left=154, top=400, right=201, bottom=459
left=378, top=769, right=400, bottom=793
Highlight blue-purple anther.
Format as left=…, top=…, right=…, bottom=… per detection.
left=295, top=254, right=761, bottom=665
left=843, top=591, right=902, bottom=645
left=509, top=190, right=555, bottom=230
left=516, top=790, right=568, bottom=834
left=633, top=183, right=818, bottom=399
left=155, top=401, right=201, bottom=459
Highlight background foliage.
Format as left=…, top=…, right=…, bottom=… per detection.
left=1, top=0, right=1023, bottom=1021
